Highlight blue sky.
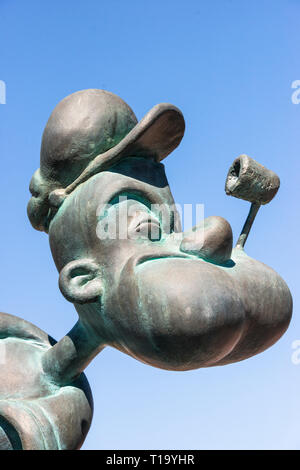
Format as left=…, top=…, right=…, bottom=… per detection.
left=0, top=0, right=299, bottom=449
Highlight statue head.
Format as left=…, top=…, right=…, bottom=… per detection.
left=27, top=89, right=292, bottom=372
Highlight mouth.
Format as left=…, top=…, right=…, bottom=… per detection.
left=136, top=253, right=193, bottom=266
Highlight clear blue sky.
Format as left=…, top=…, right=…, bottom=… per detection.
left=0, top=0, right=299, bottom=450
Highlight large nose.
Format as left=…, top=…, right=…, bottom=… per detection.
left=180, top=216, right=233, bottom=264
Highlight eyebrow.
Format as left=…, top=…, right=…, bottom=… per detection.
left=108, top=190, right=153, bottom=209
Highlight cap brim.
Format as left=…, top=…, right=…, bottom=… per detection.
left=65, top=103, right=185, bottom=195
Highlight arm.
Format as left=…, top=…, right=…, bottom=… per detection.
left=0, top=312, right=93, bottom=450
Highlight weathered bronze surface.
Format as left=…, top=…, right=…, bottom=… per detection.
left=0, top=89, right=293, bottom=449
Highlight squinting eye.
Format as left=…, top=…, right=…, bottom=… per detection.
left=135, top=218, right=161, bottom=241
left=98, top=198, right=163, bottom=242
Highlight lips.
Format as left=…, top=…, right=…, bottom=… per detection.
left=136, top=252, right=192, bottom=266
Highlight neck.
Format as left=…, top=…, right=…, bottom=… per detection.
left=42, top=317, right=105, bottom=385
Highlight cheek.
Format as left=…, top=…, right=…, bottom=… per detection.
left=106, top=259, right=246, bottom=370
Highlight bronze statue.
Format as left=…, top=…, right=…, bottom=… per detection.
left=0, top=89, right=292, bottom=450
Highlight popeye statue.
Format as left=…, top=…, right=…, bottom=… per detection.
left=0, top=89, right=292, bottom=450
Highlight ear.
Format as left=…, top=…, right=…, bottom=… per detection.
left=59, top=259, right=103, bottom=304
